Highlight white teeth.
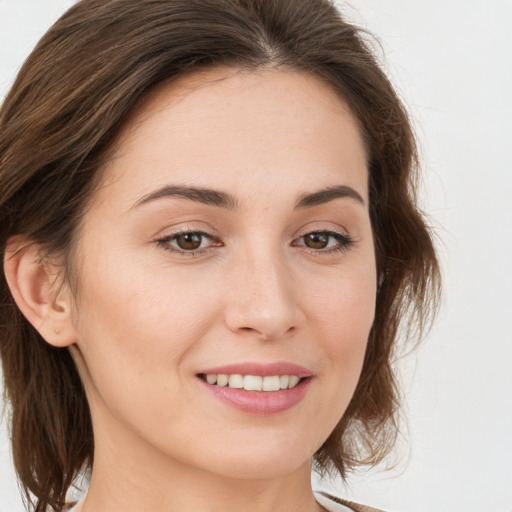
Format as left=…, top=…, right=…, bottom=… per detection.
left=243, top=375, right=262, bottom=391
left=228, top=374, right=244, bottom=388
left=288, top=375, right=300, bottom=388
left=204, top=373, right=303, bottom=391
left=216, top=374, right=228, bottom=387
left=262, top=376, right=281, bottom=391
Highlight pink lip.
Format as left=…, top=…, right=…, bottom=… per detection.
left=197, top=361, right=313, bottom=415
left=198, top=361, right=313, bottom=378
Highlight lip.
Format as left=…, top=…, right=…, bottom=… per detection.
left=198, top=361, right=313, bottom=378
left=196, top=361, right=313, bottom=415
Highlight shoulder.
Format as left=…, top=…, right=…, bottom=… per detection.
left=315, top=491, right=390, bottom=512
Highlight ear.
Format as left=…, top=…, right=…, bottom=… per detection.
left=3, top=236, right=77, bottom=347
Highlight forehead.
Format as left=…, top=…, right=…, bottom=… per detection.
left=98, top=67, right=368, bottom=207
left=122, top=66, right=361, bottom=135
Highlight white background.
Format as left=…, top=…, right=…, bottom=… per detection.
left=1, top=1, right=511, bottom=511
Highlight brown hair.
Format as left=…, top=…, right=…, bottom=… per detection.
left=0, top=0, right=440, bottom=510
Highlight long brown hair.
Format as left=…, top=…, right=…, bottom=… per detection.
left=0, top=0, right=440, bottom=510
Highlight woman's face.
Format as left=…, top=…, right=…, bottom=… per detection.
left=68, top=68, right=376, bottom=480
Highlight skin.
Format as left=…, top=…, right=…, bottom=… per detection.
left=6, top=68, right=377, bottom=511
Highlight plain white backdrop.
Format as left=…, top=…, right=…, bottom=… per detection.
left=1, top=1, right=511, bottom=511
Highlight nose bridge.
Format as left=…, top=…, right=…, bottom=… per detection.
left=225, top=242, right=302, bottom=340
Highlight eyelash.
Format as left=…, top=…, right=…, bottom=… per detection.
left=156, top=229, right=221, bottom=257
left=291, top=230, right=354, bottom=255
left=155, top=229, right=354, bottom=257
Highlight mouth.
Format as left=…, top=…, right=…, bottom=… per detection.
left=198, top=373, right=305, bottom=391
left=196, top=363, right=313, bottom=415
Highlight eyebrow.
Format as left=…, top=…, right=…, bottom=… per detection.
left=133, top=185, right=239, bottom=210
left=132, top=183, right=364, bottom=211
left=295, top=185, right=365, bottom=208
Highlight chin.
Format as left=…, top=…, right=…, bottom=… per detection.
left=207, top=455, right=310, bottom=481
left=189, top=433, right=318, bottom=480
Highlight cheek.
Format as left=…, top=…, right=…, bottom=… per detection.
left=75, top=263, right=217, bottom=363
left=310, top=267, right=376, bottom=334
left=306, top=266, right=376, bottom=376
left=70, top=260, right=220, bottom=435
left=71, top=249, right=220, bottom=400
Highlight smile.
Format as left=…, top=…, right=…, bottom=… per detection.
left=197, top=362, right=313, bottom=415
left=200, top=373, right=302, bottom=391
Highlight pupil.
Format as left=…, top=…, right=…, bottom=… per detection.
left=305, top=232, right=328, bottom=249
left=177, top=233, right=202, bottom=250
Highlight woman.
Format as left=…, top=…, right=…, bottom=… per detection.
left=0, top=0, right=440, bottom=511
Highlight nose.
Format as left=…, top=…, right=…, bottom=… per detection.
left=224, top=248, right=304, bottom=341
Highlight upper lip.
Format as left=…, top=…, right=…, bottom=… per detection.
left=198, top=361, right=313, bottom=378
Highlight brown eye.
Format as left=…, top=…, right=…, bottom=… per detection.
left=157, top=230, right=222, bottom=256
left=175, top=233, right=204, bottom=250
left=294, top=230, right=354, bottom=254
left=303, top=232, right=329, bottom=249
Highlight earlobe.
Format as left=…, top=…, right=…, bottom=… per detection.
left=3, top=236, right=77, bottom=347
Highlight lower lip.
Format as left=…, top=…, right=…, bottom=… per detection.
left=199, top=377, right=312, bottom=415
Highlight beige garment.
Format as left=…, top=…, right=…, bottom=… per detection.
left=316, top=491, right=388, bottom=512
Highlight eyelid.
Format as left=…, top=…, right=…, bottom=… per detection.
left=297, top=225, right=350, bottom=238
left=292, top=227, right=355, bottom=254
left=153, top=222, right=221, bottom=244
left=155, top=226, right=222, bottom=257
